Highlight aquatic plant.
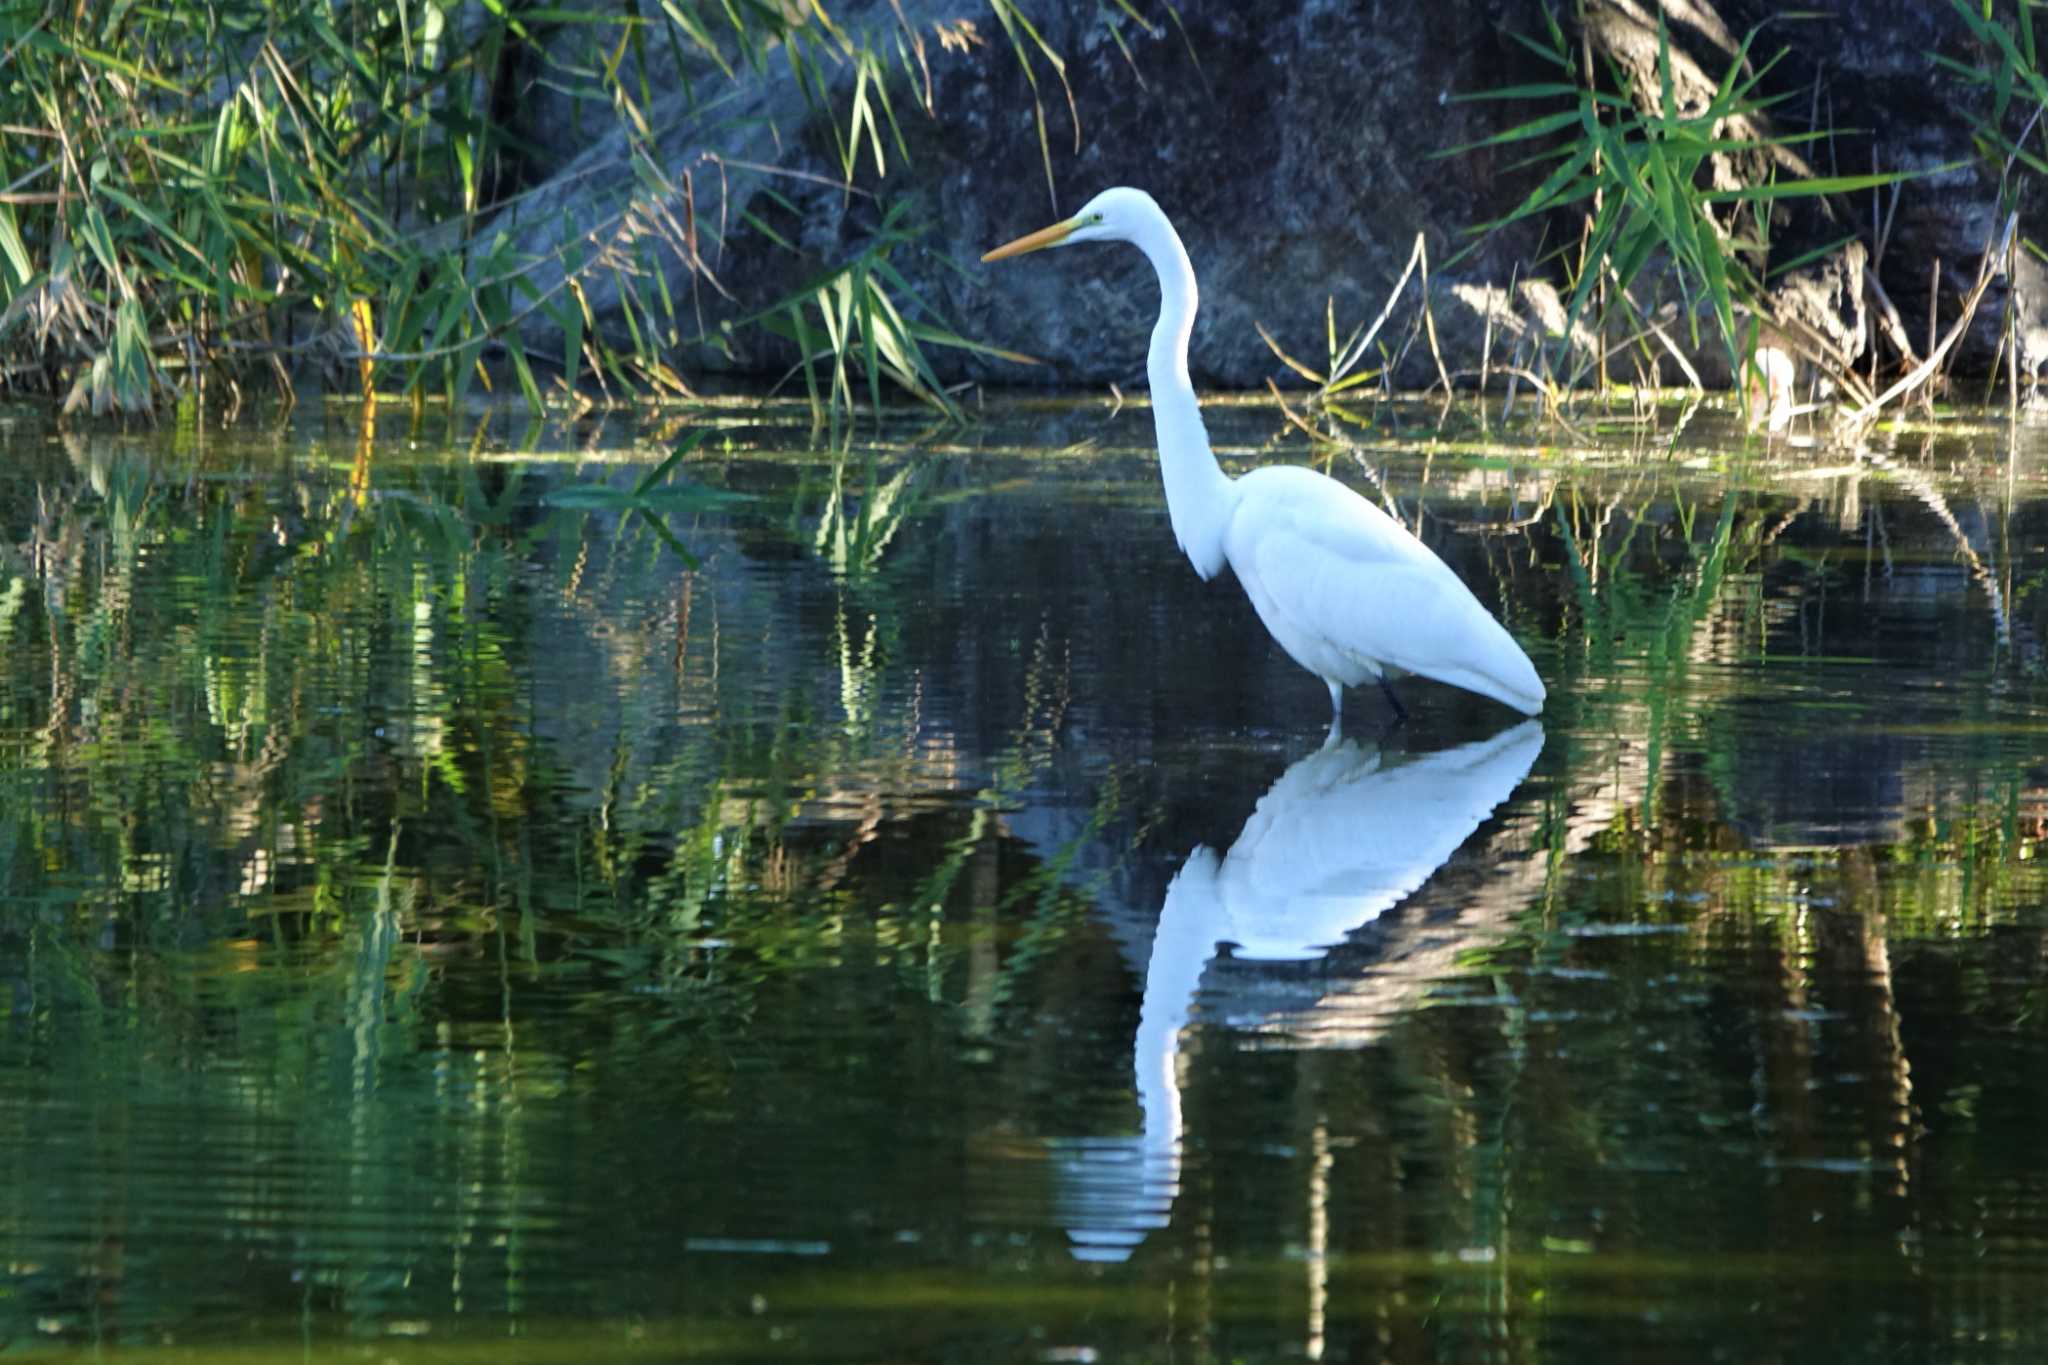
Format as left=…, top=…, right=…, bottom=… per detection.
left=1256, top=233, right=1463, bottom=432
left=1940, top=1, right=2048, bottom=211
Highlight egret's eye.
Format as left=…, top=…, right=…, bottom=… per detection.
left=1088, top=213, right=1105, bottom=225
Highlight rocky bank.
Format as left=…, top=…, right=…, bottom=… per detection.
left=494, top=1, right=2035, bottom=392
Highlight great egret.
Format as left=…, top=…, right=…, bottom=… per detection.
left=983, top=188, right=1545, bottom=722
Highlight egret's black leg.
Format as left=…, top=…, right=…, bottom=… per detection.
left=1377, top=674, right=1409, bottom=724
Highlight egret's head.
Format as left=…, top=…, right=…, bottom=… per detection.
left=981, top=187, right=1163, bottom=261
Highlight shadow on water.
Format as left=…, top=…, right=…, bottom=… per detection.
left=0, top=395, right=2043, bottom=1359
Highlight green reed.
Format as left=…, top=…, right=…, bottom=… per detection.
left=0, top=2, right=1096, bottom=420
left=1448, top=10, right=1915, bottom=404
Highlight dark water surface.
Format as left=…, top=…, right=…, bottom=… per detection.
left=0, top=396, right=2044, bottom=1361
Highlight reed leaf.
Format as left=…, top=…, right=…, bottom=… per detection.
left=1451, top=10, right=1921, bottom=393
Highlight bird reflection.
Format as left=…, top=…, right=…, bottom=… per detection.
left=1058, top=721, right=1545, bottom=1262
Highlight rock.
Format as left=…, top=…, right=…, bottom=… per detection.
left=488, top=0, right=2030, bottom=391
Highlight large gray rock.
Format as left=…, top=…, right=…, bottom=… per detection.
left=492, top=0, right=2023, bottom=391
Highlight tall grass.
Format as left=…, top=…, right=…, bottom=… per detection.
left=2, top=2, right=530, bottom=414
left=0, top=2, right=1093, bottom=421
left=1939, top=0, right=2048, bottom=200
left=1936, top=1, right=2048, bottom=414
left=1449, top=10, right=1913, bottom=410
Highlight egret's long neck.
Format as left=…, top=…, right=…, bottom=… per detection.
left=1134, top=214, right=1234, bottom=581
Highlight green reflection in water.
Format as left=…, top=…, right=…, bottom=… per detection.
left=0, top=397, right=2042, bottom=1361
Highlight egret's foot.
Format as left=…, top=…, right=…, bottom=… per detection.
left=1377, top=675, right=1409, bottom=724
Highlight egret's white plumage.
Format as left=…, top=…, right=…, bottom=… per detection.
left=984, top=187, right=1545, bottom=721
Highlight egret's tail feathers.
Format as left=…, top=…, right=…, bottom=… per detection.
left=1502, top=679, right=1546, bottom=717
left=1494, top=663, right=1546, bottom=717
left=1428, top=649, right=1545, bottom=716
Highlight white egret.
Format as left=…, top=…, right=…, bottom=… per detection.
left=983, top=188, right=1545, bottom=722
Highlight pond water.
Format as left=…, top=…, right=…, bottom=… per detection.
left=0, top=393, right=2044, bottom=1362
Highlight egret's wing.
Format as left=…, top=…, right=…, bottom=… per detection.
left=1253, top=523, right=1492, bottom=664
left=1235, top=465, right=1447, bottom=568
left=1243, top=483, right=1544, bottom=712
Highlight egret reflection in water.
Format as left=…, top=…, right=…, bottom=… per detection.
left=1058, top=722, right=1545, bottom=1261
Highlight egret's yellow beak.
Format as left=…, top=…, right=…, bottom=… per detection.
left=981, top=217, right=1079, bottom=263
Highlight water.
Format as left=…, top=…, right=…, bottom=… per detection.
left=0, top=395, right=2043, bottom=1361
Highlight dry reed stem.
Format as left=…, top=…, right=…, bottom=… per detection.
left=1416, top=235, right=1452, bottom=397
left=1849, top=214, right=2016, bottom=427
